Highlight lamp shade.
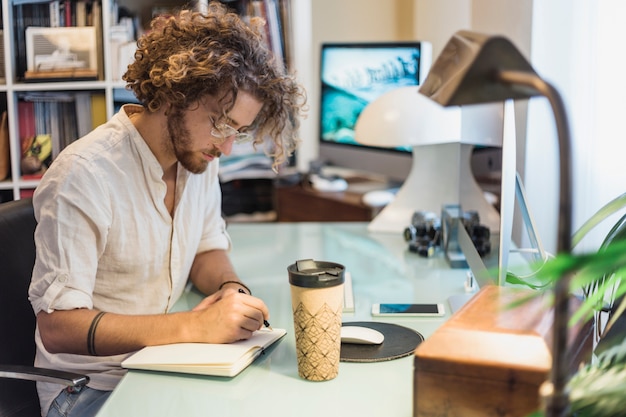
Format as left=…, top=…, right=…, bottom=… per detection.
left=419, top=30, right=541, bottom=106
left=355, top=86, right=503, bottom=148
left=354, top=87, right=462, bottom=147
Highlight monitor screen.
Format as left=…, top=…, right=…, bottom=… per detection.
left=318, top=41, right=432, bottom=182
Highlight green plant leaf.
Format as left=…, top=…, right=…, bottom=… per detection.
left=505, top=238, right=626, bottom=328
left=605, top=296, right=626, bottom=332
left=572, top=192, right=626, bottom=247
left=505, top=272, right=552, bottom=290
left=568, top=337, right=626, bottom=416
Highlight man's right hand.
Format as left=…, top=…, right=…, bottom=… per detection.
left=189, top=288, right=270, bottom=343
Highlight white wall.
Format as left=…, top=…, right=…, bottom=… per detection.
left=526, top=1, right=626, bottom=254
left=524, top=1, right=573, bottom=254
left=292, top=0, right=416, bottom=172
left=413, top=0, right=471, bottom=59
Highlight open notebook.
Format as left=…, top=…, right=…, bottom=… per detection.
left=121, top=328, right=286, bottom=377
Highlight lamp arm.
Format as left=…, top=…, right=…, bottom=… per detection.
left=498, top=70, right=573, bottom=251
left=498, top=70, right=574, bottom=417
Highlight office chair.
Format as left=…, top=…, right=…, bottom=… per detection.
left=0, top=198, right=88, bottom=417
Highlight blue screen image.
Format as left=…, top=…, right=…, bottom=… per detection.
left=320, top=43, right=425, bottom=153
left=379, top=304, right=439, bottom=314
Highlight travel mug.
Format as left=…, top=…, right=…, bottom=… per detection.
left=288, top=259, right=345, bottom=381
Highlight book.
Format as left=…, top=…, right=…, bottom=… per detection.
left=74, top=92, right=93, bottom=138
left=121, top=328, right=286, bottom=377
left=49, top=1, right=61, bottom=27
left=249, top=1, right=271, bottom=49
left=0, top=111, right=9, bottom=181
left=64, top=0, right=73, bottom=27
left=18, top=100, right=36, bottom=149
left=92, top=1, right=104, bottom=80
left=263, top=0, right=285, bottom=65
left=0, top=30, right=5, bottom=83
left=20, top=92, right=80, bottom=162
left=90, top=93, right=107, bottom=129
left=75, top=1, right=87, bottom=26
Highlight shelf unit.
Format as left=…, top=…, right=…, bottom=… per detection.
left=1, top=0, right=116, bottom=201
left=0, top=0, right=292, bottom=202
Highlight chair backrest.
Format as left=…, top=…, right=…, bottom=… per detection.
left=0, top=198, right=41, bottom=417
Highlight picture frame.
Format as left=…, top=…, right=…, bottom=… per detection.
left=25, top=26, right=98, bottom=81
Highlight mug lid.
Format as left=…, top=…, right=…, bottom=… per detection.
left=288, top=259, right=345, bottom=288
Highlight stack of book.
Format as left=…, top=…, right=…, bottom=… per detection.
left=17, top=91, right=106, bottom=177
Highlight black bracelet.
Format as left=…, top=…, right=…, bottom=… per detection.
left=87, top=311, right=106, bottom=356
left=218, top=280, right=252, bottom=295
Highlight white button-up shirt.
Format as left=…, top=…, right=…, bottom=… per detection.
left=29, top=105, right=231, bottom=413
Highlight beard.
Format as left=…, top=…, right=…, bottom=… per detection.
left=166, top=109, right=221, bottom=174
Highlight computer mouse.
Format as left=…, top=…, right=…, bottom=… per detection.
left=309, top=174, right=348, bottom=192
left=340, top=326, right=384, bottom=345
left=362, top=190, right=395, bottom=207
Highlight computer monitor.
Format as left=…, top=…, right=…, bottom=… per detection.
left=317, top=41, right=432, bottom=183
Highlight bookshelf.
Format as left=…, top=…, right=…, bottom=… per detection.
left=0, top=0, right=293, bottom=202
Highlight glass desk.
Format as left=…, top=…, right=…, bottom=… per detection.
left=96, top=222, right=472, bottom=417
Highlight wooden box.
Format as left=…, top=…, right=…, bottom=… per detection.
left=414, top=285, right=593, bottom=417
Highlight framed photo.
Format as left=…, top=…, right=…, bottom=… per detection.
left=25, top=26, right=98, bottom=80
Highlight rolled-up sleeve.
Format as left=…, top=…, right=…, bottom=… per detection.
left=29, top=155, right=110, bottom=315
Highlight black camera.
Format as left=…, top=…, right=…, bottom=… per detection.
left=403, top=211, right=441, bottom=257
left=459, top=210, right=491, bottom=257
left=404, top=210, right=491, bottom=257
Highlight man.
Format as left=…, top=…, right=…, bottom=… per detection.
left=28, top=3, right=306, bottom=416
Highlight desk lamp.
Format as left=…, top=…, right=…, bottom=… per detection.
left=419, top=30, right=573, bottom=417
left=353, top=86, right=502, bottom=234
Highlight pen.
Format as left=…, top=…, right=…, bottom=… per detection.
left=238, top=288, right=273, bottom=330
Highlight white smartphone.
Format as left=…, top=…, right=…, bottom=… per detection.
left=371, top=303, right=445, bottom=317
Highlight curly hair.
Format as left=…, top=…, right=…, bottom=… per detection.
left=122, top=2, right=306, bottom=169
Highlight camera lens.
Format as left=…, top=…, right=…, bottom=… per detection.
left=403, top=225, right=417, bottom=242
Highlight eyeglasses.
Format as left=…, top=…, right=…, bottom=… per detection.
left=209, top=115, right=254, bottom=145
